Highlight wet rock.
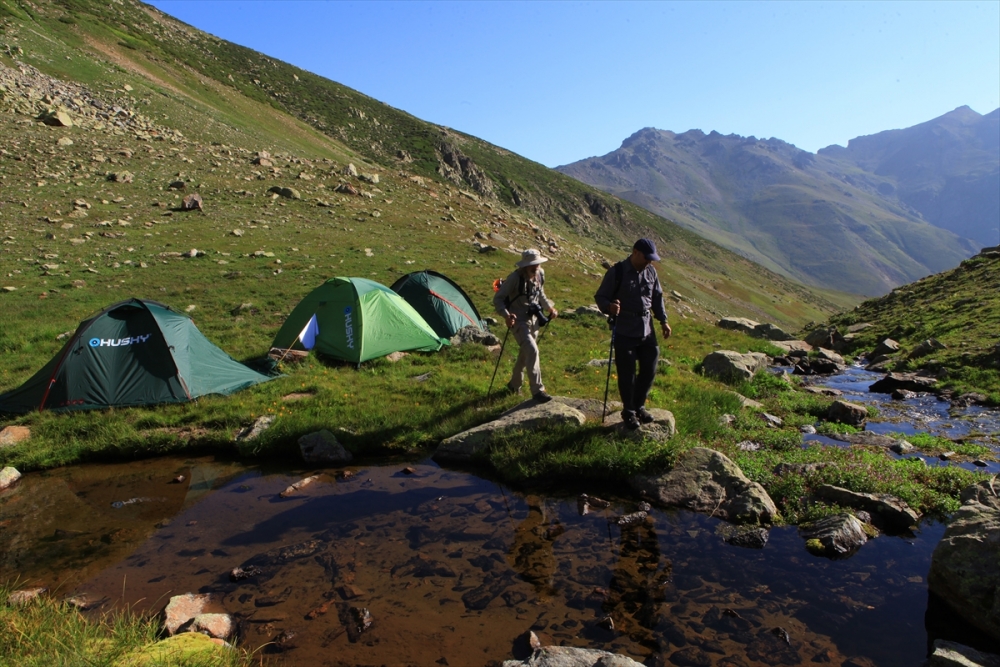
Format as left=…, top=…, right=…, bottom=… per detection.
left=869, top=372, right=938, bottom=395
left=435, top=400, right=586, bottom=462
left=800, top=513, right=867, bottom=558
left=189, top=613, right=235, bottom=640
left=793, top=356, right=844, bottom=375
left=815, top=348, right=844, bottom=364
left=929, top=488, right=1000, bottom=641
left=298, top=429, right=353, bottom=465
left=826, top=400, right=868, bottom=426
left=393, top=554, right=457, bottom=579
left=630, top=448, right=777, bottom=524
left=0, top=425, right=30, bottom=447
left=953, top=393, right=989, bottom=408
left=814, top=485, right=919, bottom=532
left=163, top=593, right=213, bottom=635
left=255, top=587, right=292, bottom=607
left=890, top=440, right=916, bottom=455
left=279, top=474, right=320, bottom=498
left=668, top=647, right=712, bottom=666
left=803, top=386, right=842, bottom=397
left=892, top=388, right=918, bottom=400
left=269, top=628, right=298, bottom=652
left=305, top=600, right=332, bottom=619
left=346, top=606, right=372, bottom=642
left=181, top=193, right=203, bottom=211
left=229, top=565, right=263, bottom=582
left=6, top=587, right=47, bottom=605
left=500, top=645, right=644, bottom=667
left=0, top=466, right=22, bottom=491
left=719, top=525, right=769, bottom=549
left=701, top=351, right=768, bottom=382
left=928, top=639, right=1000, bottom=667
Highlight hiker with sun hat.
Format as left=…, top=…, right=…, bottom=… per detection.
left=492, top=249, right=559, bottom=403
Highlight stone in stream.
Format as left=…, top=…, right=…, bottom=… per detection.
left=928, top=639, right=1000, bottom=667
left=869, top=372, right=939, bottom=395
left=719, top=524, right=769, bottom=549
left=279, top=474, right=320, bottom=498
left=229, top=565, right=263, bottom=582
left=6, top=587, right=47, bottom=605
left=0, top=466, right=22, bottom=490
left=814, top=485, right=919, bottom=532
left=929, top=482, right=1000, bottom=642
left=501, top=646, right=644, bottom=667
left=826, top=400, right=868, bottom=426
left=188, top=613, right=235, bottom=640
left=298, top=429, right=353, bottom=465
left=799, top=513, right=868, bottom=558
left=630, top=448, right=777, bottom=525
left=163, top=593, right=213, bottom=635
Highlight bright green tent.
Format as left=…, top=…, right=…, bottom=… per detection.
left=0, top=299, right=273, bottom=414
left=272, top=277, right=448, bottom=363
left=390, top=270, right=485, bottom=338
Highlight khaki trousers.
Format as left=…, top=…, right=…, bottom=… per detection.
left=508, top=321, right=544, bottom=394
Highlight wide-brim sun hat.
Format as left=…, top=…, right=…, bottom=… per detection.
left=516, top=248, right=549, bottom=268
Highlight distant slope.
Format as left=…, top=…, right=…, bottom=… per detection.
left=556, top=120, right=987, bottom=297
left=819, top=106, right=1000, bottom=248
left=0, top=0, right=857, bottom=330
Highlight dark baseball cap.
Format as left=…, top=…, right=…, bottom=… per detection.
left=633, top=238, right=661, bottom=261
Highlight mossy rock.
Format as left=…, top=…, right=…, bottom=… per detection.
left=115, top=632, right=229, bottom=666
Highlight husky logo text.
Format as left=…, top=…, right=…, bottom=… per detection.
left=89, top=334, right=152, bottom=348
left=343, top=306, right=355, bottom=350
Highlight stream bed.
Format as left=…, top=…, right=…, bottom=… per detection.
left=2, top=366, right=998, bottom=666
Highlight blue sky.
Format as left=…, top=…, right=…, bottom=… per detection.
left=147, top=1, right=1000, bottom=168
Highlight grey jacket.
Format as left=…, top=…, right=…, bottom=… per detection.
left=493, top=268, right=554, bottom=323
left=594, top=259, right=667, bottom=338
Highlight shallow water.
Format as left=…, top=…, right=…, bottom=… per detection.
left=0, top=455, right=949, bottom=666
left=3, top=365, right=999, bottom=666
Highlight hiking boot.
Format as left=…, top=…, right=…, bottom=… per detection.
left=621, top=411, right=641, bottom=430
left=501, top=382, right=521, bottom=396
left=637, top=407, right=655, bottom=424
left=533, top=391, right=552, bottom=403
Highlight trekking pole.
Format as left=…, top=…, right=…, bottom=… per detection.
left=601, top=318, right=617, bottom=423
left=487, top=325, right=512, bottom=401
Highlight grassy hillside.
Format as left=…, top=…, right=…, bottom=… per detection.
left=823, top=248, right=1000, bottom=400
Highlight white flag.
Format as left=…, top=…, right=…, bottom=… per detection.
left=297, top=314, right=320, bottom=350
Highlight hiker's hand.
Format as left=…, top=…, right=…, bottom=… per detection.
left=661, top=321, right=672, bottom=339
left=505, top=313, right=517, bottom=328
left=609, top=300, right=620, bottom=316
left=548, top=308, right=558, bottom=320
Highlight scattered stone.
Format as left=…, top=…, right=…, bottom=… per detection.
left=909, top=338, right=947, bottom=359
left=449, top=326, right=499, bottom=346
left=890, top=440, right=916, bottom=455
left=57, top=136, right=73, bottom=146
left=800, top=513, right=867, bottom=557
left=804, top=326, right=843, bottom=350
left=345, top=163, right=358, bottom=177
left=359, top=173, right=379, bottom=184
left=234, top=415, right=273, bottom=441
left=189, top=613, right=235, bottom=640
left=814, top=485, right=920, bottom=532
left=940, top=452, right=956, bottom=461
left=163, top=593, right=213, bottom=635
left=815, top=348, right=845, bottom=364
left=773, top=462, right=836, bottom=476
left=181, top=193, right=203, bottom=211
left=268, top=186, right=301, bottom=199
left=335, top=183, right=358, bottom=195
left=279, top=475, right=321, bottom=498
left=39, top=109, right=73, bottom=127
left=800, top=424, right=817, bottom=434
left=298, top=430, right=353, bottom=465
left=630, top=447, right=777, bottom=524
left=107, top=171, right=133, bottom=183
left=168, top=180, right=186, bottom=190
left=229, top=565, right=263, bottom=582
left=753, top=322, right=793, bottom=341
left=717, top=317, right=759, bottom=335
left=0, top=426, right=30, bottom=447
left=826, top=400, right=868, bottom=426
left=759, top=413, right=783, bottom=428
left=231, top=229, right=244, bottom=237
left=701, top=350, right=768, bottom=382
left=0, top=467, right=22, bottom=491
left=6, top=587, right=47, bottom=605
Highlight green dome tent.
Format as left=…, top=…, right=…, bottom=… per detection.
left=0, top=299, right=273, bottom=414
left=272, top=277, right=448, bottom=363
left=390, top=270, right=486, bottom=338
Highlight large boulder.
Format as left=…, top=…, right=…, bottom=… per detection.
left=298, top=429, right=353, bottom=465
left=929, top=486, right=1000, bottom=642
left=163, top=593, right=213, bottom=635
left=909, top=338, right=947, bottom=359
left=630, top=447, right=777, bottom=525
left=603, top=408, right=675, bottom=443
left=869, top=372, right=939, bottom=394
left=450, top=326, right=499, bottom=346
left=701, top=350, right=768, bottom=382
left=826, top=400, right=868, bottom=426
left=804, top=326, right=843, bottom=350
left=869, top=338, right=900, bottom=359
left=502, top=646, right=643, bottom=667
left=814, top=485, right=920, bottom=532
left=753, top=322, right=793, bottom=341
left=717, top=317, right=759, bottom=335
left=435, top=400, right=586, bottom=462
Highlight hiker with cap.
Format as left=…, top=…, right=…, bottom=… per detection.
left=595, top=238, right=672, bottom=429
left=493, top=249, right=559, bottom=403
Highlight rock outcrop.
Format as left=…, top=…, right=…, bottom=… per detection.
left=814, top=485, right=920, bottom=532
left=435, top=399, right=586, bottom=462
left=630, top=448, right=777, bottom=524
left=929, top=481, right=1000, bottom=642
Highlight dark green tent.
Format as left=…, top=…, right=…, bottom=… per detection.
left=390, top=270, right=485, bottom=338
left=0, top=299, right=273, bottom=414
left=272, top=277, right=448, bottom=363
